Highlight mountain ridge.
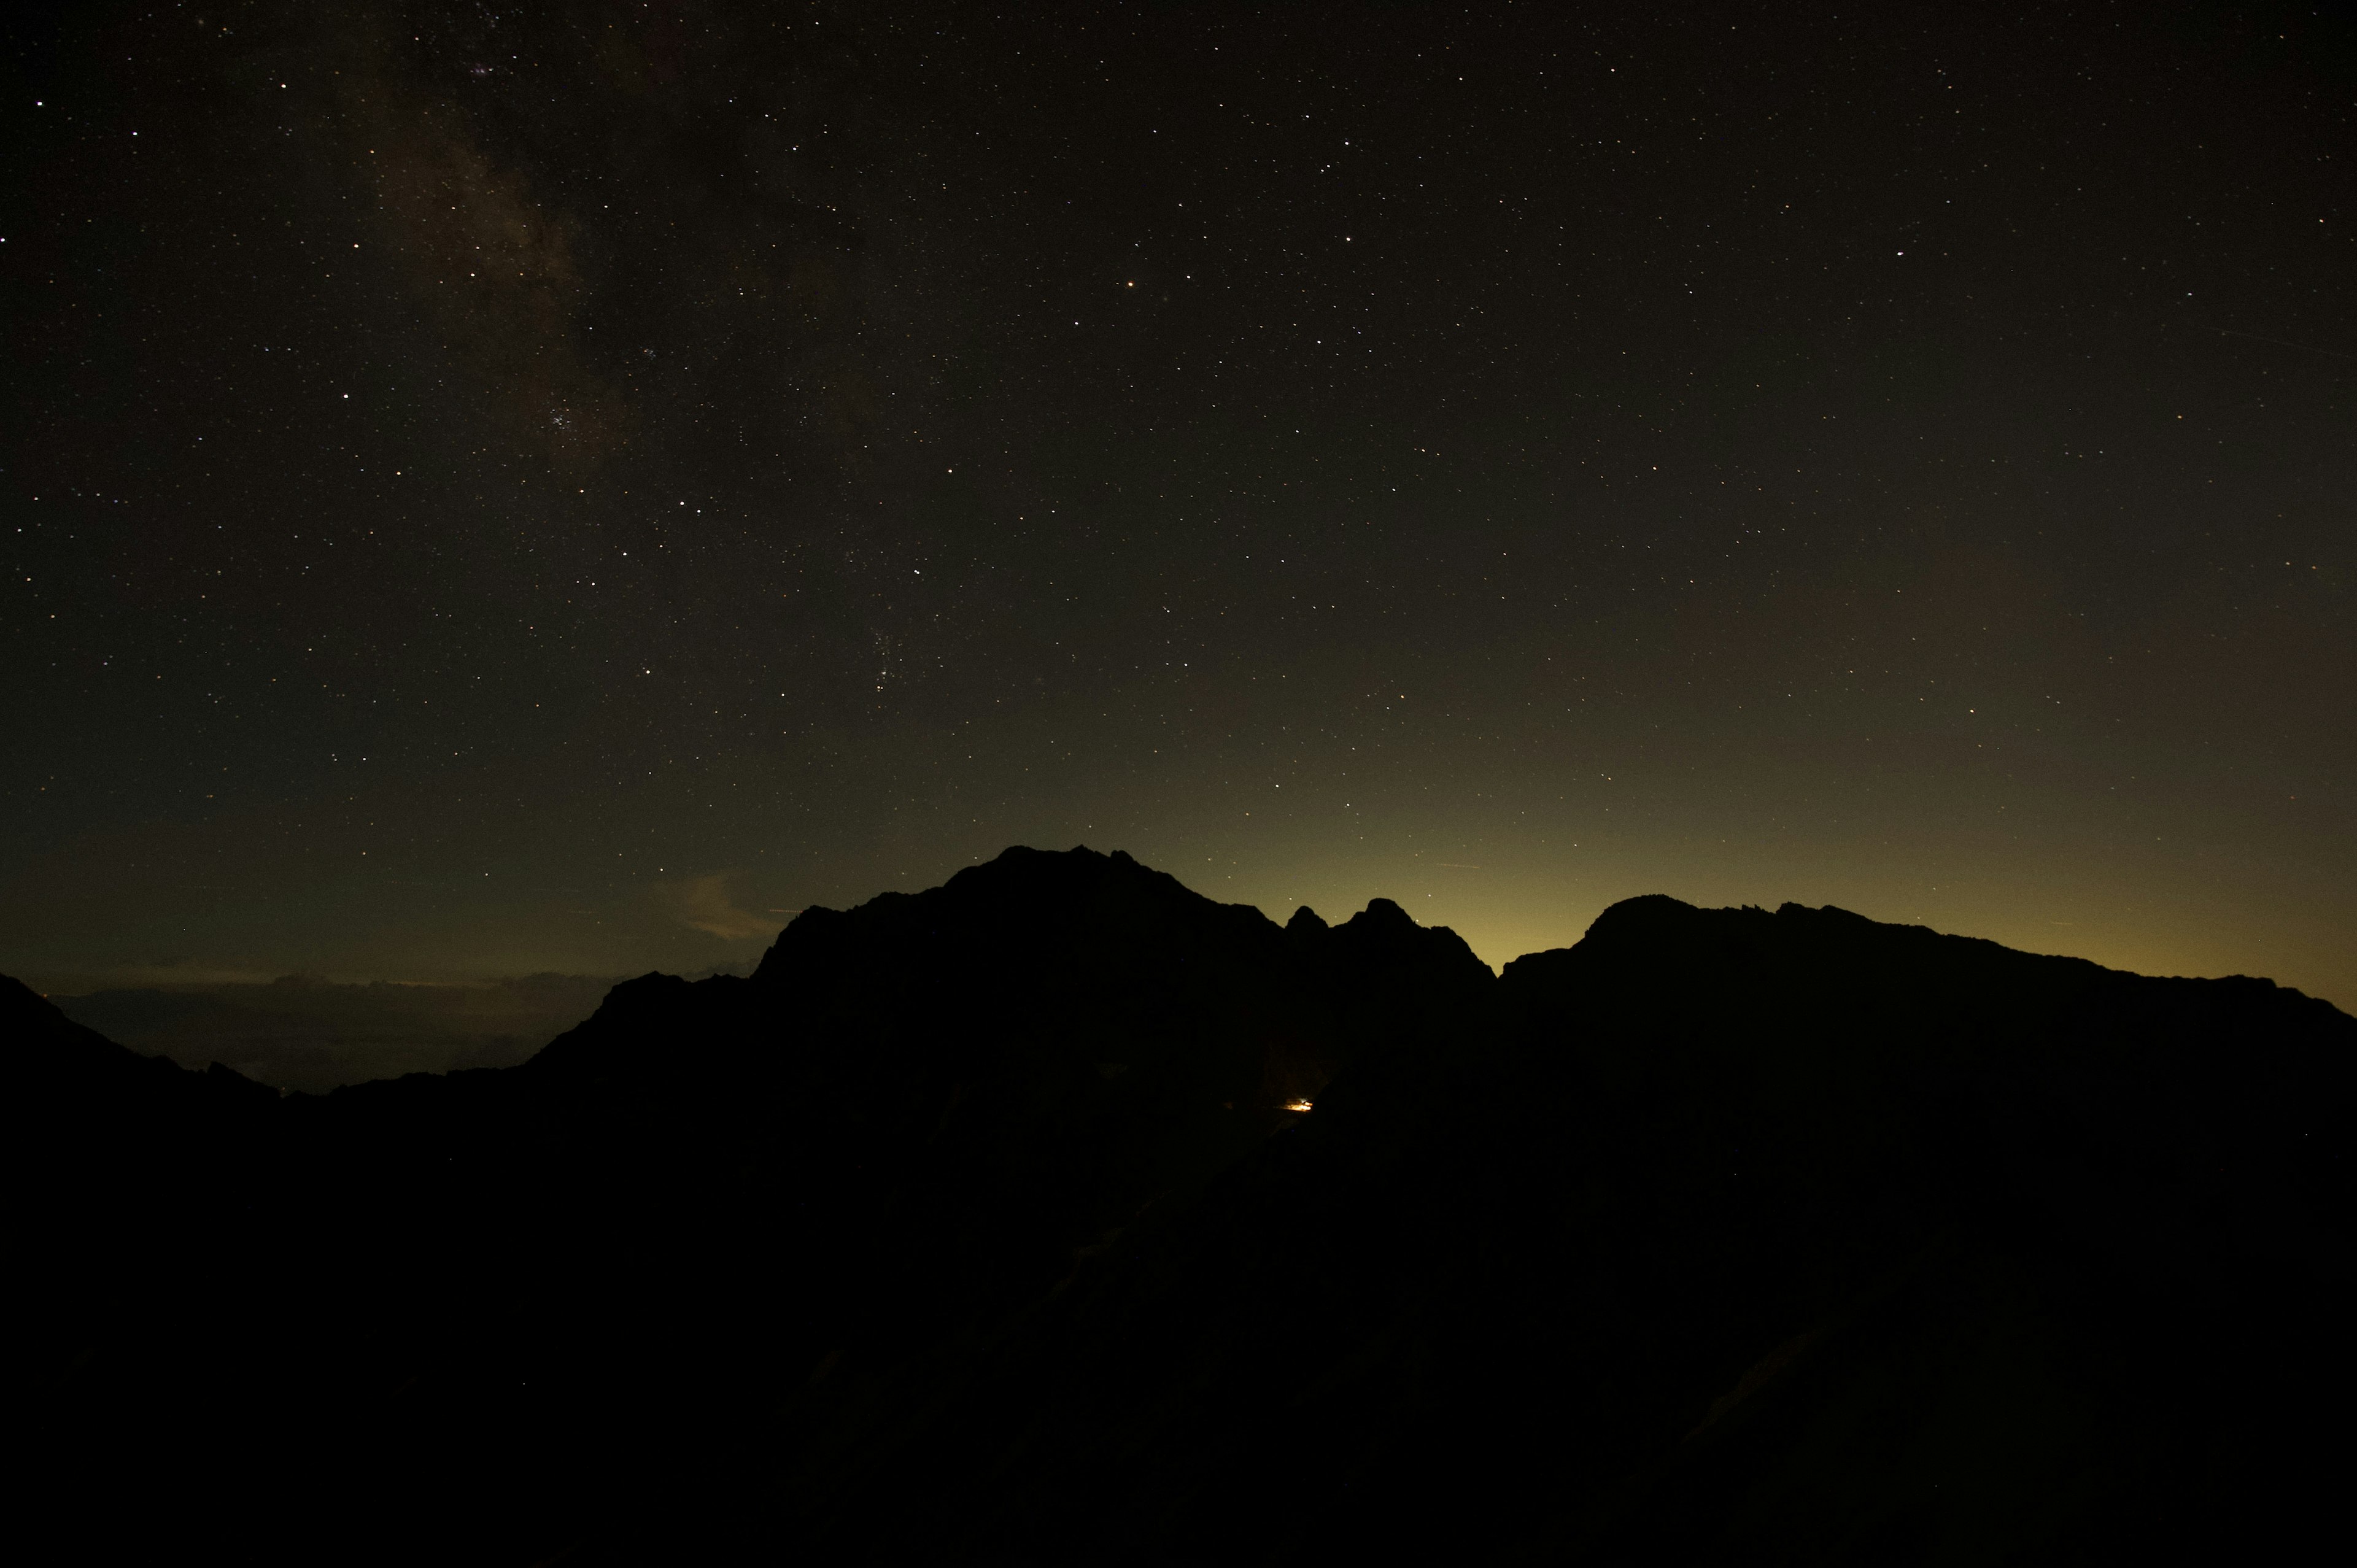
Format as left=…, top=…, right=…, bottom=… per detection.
left=15, top=844, right=2350, bottom=1564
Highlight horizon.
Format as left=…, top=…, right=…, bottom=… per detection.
left=20, top=841, right=2351, bottom=1008
left=18, top=839, right=2357, bottom=1009
left=34, top=843, right=2350, bottom=1095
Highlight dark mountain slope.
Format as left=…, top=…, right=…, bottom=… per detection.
left=1508, top=898, right=2351, bottom=1562
left=6, top=970, right=279, bottom=1110
left=10, top=975, right=280, bottom=1394
left=18, top=846, right=1493, bottom=1564
left=15, top=863, right=2349, bottom=1564
left=787, top=895, right=2347, bottom=1564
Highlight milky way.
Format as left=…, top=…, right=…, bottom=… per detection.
left=6, top=2, right=2353, bottom=1004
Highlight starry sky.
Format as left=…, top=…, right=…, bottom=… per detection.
left=6, top=1, right=2353, bottom=1008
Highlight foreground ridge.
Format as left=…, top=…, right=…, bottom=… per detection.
left=17, top=847, right=2350, bottom=1564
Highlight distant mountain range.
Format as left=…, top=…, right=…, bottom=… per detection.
left=48, top=970, right=629, bottom=1092
left=17, top=846, right=2350, bottom=1564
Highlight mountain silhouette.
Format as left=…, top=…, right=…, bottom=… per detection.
left=47, top=971, right=617, bottom=1092
left=16, top=848, right=2350, bottom=1564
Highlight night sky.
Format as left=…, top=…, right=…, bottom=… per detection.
left=7, top=1, right=2353, bottom=1008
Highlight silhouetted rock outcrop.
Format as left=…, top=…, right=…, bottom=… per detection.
left=16, top=854, right=2351, bottom=1564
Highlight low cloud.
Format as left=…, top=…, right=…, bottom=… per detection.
left=53, top=973, right=622, bottom=1094
left=658, top=872, right=783, bottom=943
left=53, top=961, right=288, bottom=989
